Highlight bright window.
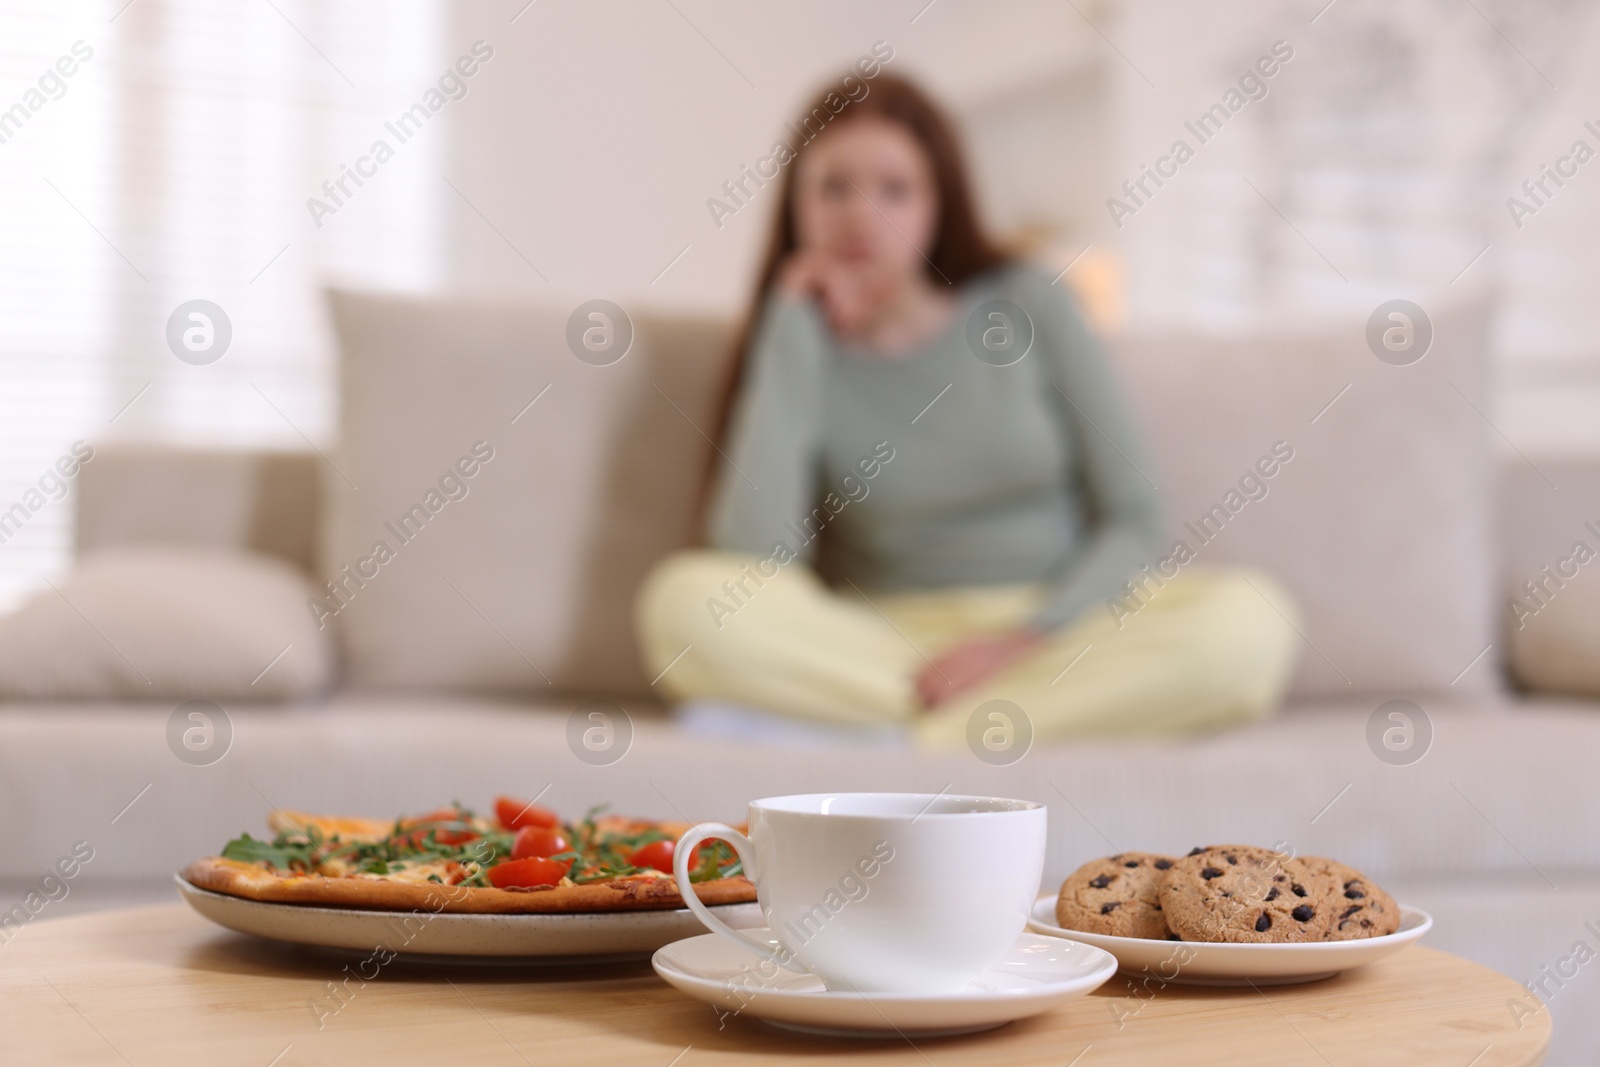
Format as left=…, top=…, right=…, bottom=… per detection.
left=0, top=0, right=445, bottom=609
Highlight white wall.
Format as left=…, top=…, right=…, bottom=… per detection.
left=1105, top=0, right=1599, bottom=452
left=438, top=0, right=1107, bottom=315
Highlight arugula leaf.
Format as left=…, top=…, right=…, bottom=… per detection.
left=688, top=840, right=742, bottom=883
left=220, top=828, right=328, bottom=871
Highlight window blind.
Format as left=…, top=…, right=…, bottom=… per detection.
left=0, top=0, right=445, bottom=609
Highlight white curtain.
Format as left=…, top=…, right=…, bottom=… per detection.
left=0, top=0, right=445, bottom=609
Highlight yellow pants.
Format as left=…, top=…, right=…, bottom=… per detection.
left=634, top=551, right=1302, bottom=748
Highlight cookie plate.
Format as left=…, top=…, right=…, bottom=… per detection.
left=1027, top=895, right=1431, bottom=986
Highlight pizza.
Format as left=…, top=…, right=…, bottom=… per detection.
left=181, top=796, right=756, bottom=913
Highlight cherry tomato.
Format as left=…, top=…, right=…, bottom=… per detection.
left=628, top=839, right=675, bottom=873
left=494, top=795, right=560, bottom=831
left=511, top=826, right=569, bottom=861
left=400, top=808, right=478, bottom=846
left=486, top=856, right=572, bottom=890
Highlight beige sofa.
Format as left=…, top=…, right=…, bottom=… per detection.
left=3, top=288, right=1597, bottom=1060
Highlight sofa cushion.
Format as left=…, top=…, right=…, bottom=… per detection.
left=324, top=290, right=731, bottom=695
left=1112, top=297, right=1496, bottom=697
left=0, top=547, right=334, bottom=701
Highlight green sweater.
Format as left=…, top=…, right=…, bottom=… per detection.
left=708, top=263, right=1165, bottom=632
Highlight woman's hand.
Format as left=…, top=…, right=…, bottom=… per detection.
left=913, top=629, right=1046, bottom=709
left=777, top=250, right=900, bottom=339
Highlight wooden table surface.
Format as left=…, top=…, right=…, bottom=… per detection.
left=0, top=903, right=1548, bottom=1066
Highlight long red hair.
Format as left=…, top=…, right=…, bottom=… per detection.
left=700, top=73, right=1009, bottom=538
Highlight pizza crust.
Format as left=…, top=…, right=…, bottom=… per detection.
left=182, top=856, right=757, bottom=914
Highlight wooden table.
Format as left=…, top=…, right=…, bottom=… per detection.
left=0, top=904, right=1548, bottom=1066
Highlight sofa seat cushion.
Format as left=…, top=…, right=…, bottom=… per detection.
left=0, top=693, right=1587, bottom=886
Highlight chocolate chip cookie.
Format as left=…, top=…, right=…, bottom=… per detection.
left=1158, top=844, right=1336, bottom=944
left=1298, top=856, right=1400, bottom=940
left=1056, top=852, right=1176, bottom=939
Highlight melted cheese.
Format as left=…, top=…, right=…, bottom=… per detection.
left=268, top=809, right=391, bottom=842
left=347, top=860, right=465, bottom=885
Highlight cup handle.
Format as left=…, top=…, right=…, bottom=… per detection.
left=673, top=822, right=806, bottom=973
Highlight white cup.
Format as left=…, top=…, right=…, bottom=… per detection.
left=672, top=792, right=1046, bottom=994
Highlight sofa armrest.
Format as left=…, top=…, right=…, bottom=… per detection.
left=75, top=445, right=320, bottom=574
left=1500, top=454, right=1600, bottom=589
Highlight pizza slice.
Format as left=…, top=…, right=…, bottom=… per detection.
left=182, top=796, right=755, bottom=913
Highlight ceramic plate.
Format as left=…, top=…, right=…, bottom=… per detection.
left=1027, top=894, right=1431, bottom=985
left=176, top=875, right=763, bottom=963
left=652, top=928, right=1117, bottom=1037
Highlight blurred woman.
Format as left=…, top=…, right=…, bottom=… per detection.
left=635, top=74, right=1300, bottom=746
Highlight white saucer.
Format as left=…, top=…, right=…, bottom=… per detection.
left=1027, top=894, right=1432, bottom=986
left=651, top=928, right=1117, bottom=1037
